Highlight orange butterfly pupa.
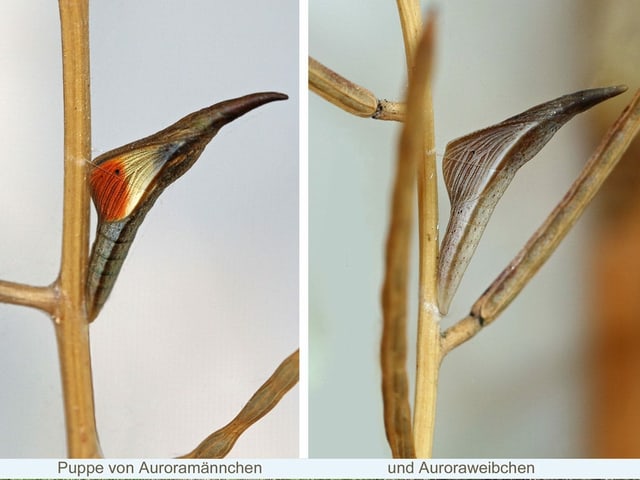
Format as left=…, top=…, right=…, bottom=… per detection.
left=86, top=92, right=288, bottom=321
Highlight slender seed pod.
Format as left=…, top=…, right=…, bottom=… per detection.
left=86, top=91, right=288, bottom=321
left=437, top=85, right=626, bottom=315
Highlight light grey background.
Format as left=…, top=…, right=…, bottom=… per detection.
left=0, top=1, right=298, bottom=457
left=310, top=0, right=616, bottom=457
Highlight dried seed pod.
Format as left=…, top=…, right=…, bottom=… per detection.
left=86, top=91, right=288, bottom=321
left=437, top=85, right=626, bottom=314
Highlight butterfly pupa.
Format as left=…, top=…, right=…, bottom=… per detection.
left=86, top=91, right=288, bottom=322
left=437, top=85, right=626, bottom=315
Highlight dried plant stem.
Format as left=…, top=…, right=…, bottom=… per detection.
left=396, top=0, right=423, bottom=71
left=378, top=99, right=406, bottom=121
left=398, top=0, right=441, bottom=459
left=0, top=280, right=57, bottom=315
left=441, top=88, right=640, bottom=355
left=380, top=160, right=416, bottom=460
left=380, top=6, right=436, bottom=458
left=308, top=57, right=404, bottom=121
left=181, top=349, right=299, bottom=458
left=55, top=0, right=101, bottom=458
left=396, top=5, right=441, bottom=458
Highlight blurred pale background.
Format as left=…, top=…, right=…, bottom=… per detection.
left=0, top=1, right=298, bottom=457
left=310, top=0, right=637, bottom=457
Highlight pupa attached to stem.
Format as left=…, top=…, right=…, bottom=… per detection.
left=437, top=85, right=626, bottom=315
left=86, top=91, right=288, bottom=321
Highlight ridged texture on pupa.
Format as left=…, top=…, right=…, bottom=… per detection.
left=437, top=86, right=626, bottom=314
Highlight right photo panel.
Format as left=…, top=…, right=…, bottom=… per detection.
left=309, top=0, right=640, bottom=458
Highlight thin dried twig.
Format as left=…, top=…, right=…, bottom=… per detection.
left=396, top=1, right=443, bottom=458
left=441, top=88, right=640, bottom=356
left=309, top=57, right=404, bottom=121
left=181, top=349, right=299, bottom=458
left=0, top=280, right=57, bottom=315
left=55, top=0, right=101, bottom=458
left=402, top=11, right=440, bottom=459
left=396, top=0, right=441, bottom=460
left=380, top=7, right=435, bottom=459
left=396, top=0, right=441, bottom=458
left=396, top=0, right=423, bottom=73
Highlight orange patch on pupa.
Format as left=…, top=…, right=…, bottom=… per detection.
left=90, top=157, right=131, bottom=222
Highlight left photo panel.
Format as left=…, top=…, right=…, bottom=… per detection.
left=0, top=1, right=298, bottom=458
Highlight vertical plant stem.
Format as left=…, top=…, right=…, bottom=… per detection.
left=410, top=17, right=440, bottom=460
left=396, top=0, right=423, bottom=73
left=380, top=102, right=418, bottom=457
left=380, top=2, right=436, bottom=458
left=379, top=3, right=421, bottom=454
left=397, top=0, right=441, bottom=458
left=56, top=0, right=101, bottom=458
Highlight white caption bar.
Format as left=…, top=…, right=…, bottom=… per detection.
left=1, top=458, right=640, bottom=479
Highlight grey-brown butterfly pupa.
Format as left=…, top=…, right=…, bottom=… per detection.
left=437, top=85, right=626, bottom=315
left=86, top=92, right=288, bottom=322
